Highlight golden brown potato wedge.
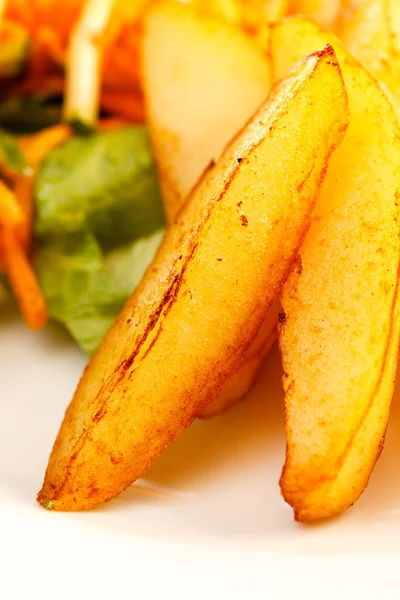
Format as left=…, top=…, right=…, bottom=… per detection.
left=141, top=0, right=271, bottom=223
left=271, top=17, right=400, bottom=522
left=287, top=0, right=341, bottom=29
left=339, top=0, right=400, bottom=101
left=38, top=46, right=348, bottom=511
left=200, top=301, right=280, bottom=418
left=142, top=0, right=273, bottom=418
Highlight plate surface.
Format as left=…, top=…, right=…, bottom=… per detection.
left=1, top=306, right=400, bottom=598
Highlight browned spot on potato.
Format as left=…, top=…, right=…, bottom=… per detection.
left=93, top=407, right=107, bottom=423
left=110, top=452, right=123, bottom=464
left=294, top=255, right=303, bottom=275
left=240, top=214, right=249, bottom=226
left=142, top=324, right=164, bottom=361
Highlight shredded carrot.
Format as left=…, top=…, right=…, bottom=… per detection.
left=102, top=20, right=142, bottom=89
left=18, top=124, right=72, bottom=169
left=4, top=0, right=37, bottom=31
left=33, top=0, right=82, bottom=44
left=100, top=89, right=145, bottom=123
left=2, top=226, right=47, bottom=330
left=103, top=45, right=141, bottom=88
left=13, top=173, right=34, bottom=249
left=0, top=159, right=20, bottom=182
left=13, top=124, right=73, bottom=252
left=36, top=25, right=66, bottom=65
left=5, top=0, right=82, bottom=40
left=0, top=180, right=25, bottom=227
left=97, top=117, right=127, bottom=131
left=25, top=36, right=57, bottom=78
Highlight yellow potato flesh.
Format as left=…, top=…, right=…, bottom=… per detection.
left=339, top=0, right=400, bottom=102
left=264, top=0, right=289, bottom=21
left=172, top=0, right=289, bottom=33
left=287, top=0, right=341, bottom=29
left=142, top=0, right=274, bottom=418
left=38, top=47, right=348, bottom=511
left=141, top=0, right=271, bottom=223
left=271, top=17, right=400, bottom=521
left=239, top=0, right=289, bottom=32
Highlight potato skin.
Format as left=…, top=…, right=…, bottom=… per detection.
left=272, top=18, right=400, bottom=521
left=38, top=47, right=348, bottom=511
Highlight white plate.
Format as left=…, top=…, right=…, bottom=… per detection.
left=1, top=305, right=400, bottom=599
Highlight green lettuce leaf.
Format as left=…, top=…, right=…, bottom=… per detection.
left=34, top=229, right=164, bottom=355
left=35, top=126, right=165, bottom=249
left=105, top=229, right=164, bottom=296
left=0, top=127, right=25, bottom=173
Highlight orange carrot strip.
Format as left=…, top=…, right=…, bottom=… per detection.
left=2, top=227, right=48, bottom=331
left=4, top=0, right=38, bottom=32
left=13, top=173, right=34, bottom=250
left=0, top=159, right=20, bottom=182
left=100, top=89, right=145, bottom=123
left=19, top=124, right=72, bottom=169
left=36, top=26, right=67, bottom=66
left=13, top=173, right=33, bottom=216
left=0, top=180, right=25, bottom=227
left=15, top=125, right=72, bottom=252
left=103, top=41, right=140, bottom=87
left=33, top=0, right=82, bottom=44
left=97, top=117, right=127, bottom=131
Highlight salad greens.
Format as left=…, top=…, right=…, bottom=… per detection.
left=33, top=125, right=165, bottom=354
left=35, top=126, right=165, bottom=249
left=105, top=229, right=164, bottom=297
left=34, top=230, right=164, bottom=355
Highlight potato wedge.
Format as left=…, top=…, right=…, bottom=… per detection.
left=38, top=46, right=348, bottom=511
left=287, top=0, right=341, bottom=29
left=244, top=0, right=290, bottom=47
left=264, top=0, right=289, bottom=21
left=141, top=0, right=271, bottom=223
left=142, top=0, right=273, bottom=418
left=271, top=17, right=400, bottom=521
left=239, top=0, right=289, bottom=33
left=339, top=0, right=400, bottom=101
left=200, top=301, right=280, bottom=418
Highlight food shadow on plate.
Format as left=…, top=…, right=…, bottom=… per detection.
left=86, top=352, right=400, bottom=541
left=143, top=348, right=284, bottom=489
left=88, top=344, right=292, bottom=539
left=342, top=378, right=400, bottom=525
